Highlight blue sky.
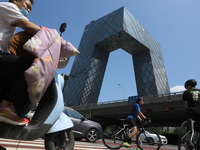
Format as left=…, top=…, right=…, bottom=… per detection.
left=4, top=0, right=200, bottom=102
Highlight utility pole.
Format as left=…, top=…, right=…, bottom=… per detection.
left=118, top=83, right=125, bottom=100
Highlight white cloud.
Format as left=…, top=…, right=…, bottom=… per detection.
left=170, top=86, right=185, bottom=93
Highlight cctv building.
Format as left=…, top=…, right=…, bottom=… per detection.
left=63, top=7, right=170, bottom=106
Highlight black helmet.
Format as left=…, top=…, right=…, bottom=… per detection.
left=136, top=97, right=143, bottom=103
left=184, top=79, right=197, bottom=89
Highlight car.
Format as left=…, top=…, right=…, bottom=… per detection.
left=132, top=130, right=168, bottom=145
left=63, top=107, right=103, bottom=142
left=159, top=134, right=168, bottom=145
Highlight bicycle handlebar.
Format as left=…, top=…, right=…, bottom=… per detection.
left=140, top=120, right=151, bottom=126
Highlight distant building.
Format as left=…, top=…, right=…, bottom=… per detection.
left=63, top=7, right=170, bottom=106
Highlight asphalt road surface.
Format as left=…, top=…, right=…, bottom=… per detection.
left=0, top=138, right=178, bottom=150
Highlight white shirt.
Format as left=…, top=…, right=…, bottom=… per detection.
left=0, top=2, right=28, bottom=53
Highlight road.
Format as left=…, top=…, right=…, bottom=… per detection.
left=0, top=138, right=177, bottom=150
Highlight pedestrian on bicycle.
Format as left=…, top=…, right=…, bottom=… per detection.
left=183, top=79, right=200, bottom=130
left=122, top=97, right=151, bottom=149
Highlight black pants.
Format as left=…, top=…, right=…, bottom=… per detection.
left=193, top=114, right=200, bottom=132
left=0, top=53, right=34, bottom=116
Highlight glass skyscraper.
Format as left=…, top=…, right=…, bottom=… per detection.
left=63, top=7, right=170, bottom=106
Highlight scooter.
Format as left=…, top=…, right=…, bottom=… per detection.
left=0, top=23, right=75, bottom=150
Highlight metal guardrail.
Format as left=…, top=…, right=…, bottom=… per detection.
left=97, top=91, right=184, bottom=104
left=71, top=91, right=184, bottom=109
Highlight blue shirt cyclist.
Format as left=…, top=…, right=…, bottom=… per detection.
left=127, top=103, right=140, bottom=121
left=122, top=97, right=151, bottom=148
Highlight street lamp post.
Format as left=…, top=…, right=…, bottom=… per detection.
left=118, top=83, right=125, bottom=100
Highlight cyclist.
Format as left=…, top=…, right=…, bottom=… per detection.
left=182, top=79, right=200, bottom=150
left=122, top=97, right=151, bottom=149
left=183, top=79, right=200, bottom=128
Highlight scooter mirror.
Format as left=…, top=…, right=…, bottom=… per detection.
left=60, top=22, right=67, bottom=36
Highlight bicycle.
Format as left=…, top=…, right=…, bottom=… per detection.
left=102, top=119, right=161, bottom=150
left=178, top=118, right=200, bottom=150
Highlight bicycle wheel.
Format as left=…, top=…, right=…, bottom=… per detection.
left=196, top=132, right=200, bottom=150
left=136, top=128, right=161, bottom=150
left=193, top=131, right=200, bottom=150
left=178, top=121, right=192, bottom=150
left=102, top=125, right=124, bottom=149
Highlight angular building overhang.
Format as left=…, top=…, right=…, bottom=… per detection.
left=63, top=7, right=170, bottom=106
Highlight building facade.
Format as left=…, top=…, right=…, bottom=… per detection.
left=63, top=7, right=170, bottom=106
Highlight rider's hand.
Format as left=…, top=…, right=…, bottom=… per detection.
left=144, top=118, right=151, bottom=123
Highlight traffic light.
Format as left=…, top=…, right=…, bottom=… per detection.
left=166, top=107, right=174, bottom=111
left=145, top=109, right=152, bottom=112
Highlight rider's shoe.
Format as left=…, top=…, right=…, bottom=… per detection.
left=122, top=142, right=131, bottom=148
left=0, top=107, right=29, bottom=126
left=136, top=148, right=141, bottom=150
